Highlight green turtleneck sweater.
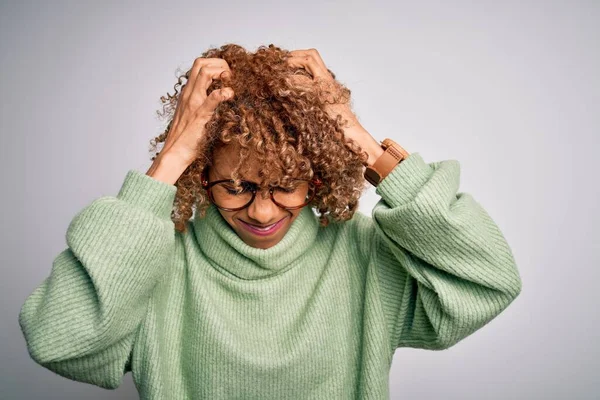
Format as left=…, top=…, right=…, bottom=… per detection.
left=18, top=152, right=522, bottom=399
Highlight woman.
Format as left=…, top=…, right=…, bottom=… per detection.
left=19, top=44, right=522, bottom=399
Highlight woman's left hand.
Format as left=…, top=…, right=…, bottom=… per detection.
left=285, top=48, right=384, bottom=167
left=285, top=48, right=362, bottom=131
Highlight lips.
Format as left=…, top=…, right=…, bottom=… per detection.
left=238, top=217, right=286, bottom=236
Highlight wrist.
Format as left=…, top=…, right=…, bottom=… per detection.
left=349, top=127, right=385, bottom=167
left=364, top=139, right=410, bottom=187
left=364, top=139, right=385, bottom=168
left=146, top=151, right=191, bottom=185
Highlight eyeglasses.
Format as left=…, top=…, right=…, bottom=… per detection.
left=200, top=166, right=323, bottom=212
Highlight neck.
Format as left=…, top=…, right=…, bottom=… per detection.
left=192, top=204, right=321, bottom=280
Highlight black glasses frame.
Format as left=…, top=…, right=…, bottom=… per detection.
left=200, top=166, right=323, bottom=212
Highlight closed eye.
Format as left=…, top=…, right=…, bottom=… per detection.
left=224, top=181, right=255, bottom=194
left=277, top=187, right=296, bottom=193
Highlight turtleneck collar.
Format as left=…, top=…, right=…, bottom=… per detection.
left=192, top=203, right=320, bottom=280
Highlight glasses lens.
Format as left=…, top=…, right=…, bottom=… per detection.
left=211, top=180, right=314, bottom=209
left=272, top=180, right=314, bottom=208
left=211, top=181, right=254, bottom=209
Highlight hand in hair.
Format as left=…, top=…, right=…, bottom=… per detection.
left=285, top=48, right=359, bottom=130
left=162, top=57, right=234, bottom=166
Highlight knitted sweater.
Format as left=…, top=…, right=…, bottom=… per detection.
left=18, top=152, right=522, bottom=399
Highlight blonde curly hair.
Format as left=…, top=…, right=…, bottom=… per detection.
left=149, top=43, right=370, bottom=233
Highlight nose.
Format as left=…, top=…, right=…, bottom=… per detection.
left=246, top=188, right=281, bottom=223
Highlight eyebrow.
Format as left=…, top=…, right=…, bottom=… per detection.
left=211, top=175, right=264, bottom=188
left=211, top=167, right=302, bottom=185
left=223, top=178, right=258, bottom=185
left=215, top=177, right=303, bottom=188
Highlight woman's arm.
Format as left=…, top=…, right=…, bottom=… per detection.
left=18, top=169, right=177, bottom=389
left=359, top=152, right=522, bottom=352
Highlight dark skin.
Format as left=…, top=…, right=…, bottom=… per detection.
left=286, top=49, right=384, bottom=166
left=211, top=48, right=383, bottom=250
left=146, top=49, right=386, bottom=248
left=208, top=145, right=306, bottom=250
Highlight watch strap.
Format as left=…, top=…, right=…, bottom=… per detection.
left=364, top=139, right=410, bottom=186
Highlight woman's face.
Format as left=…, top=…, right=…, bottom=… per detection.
left=207, top=145, right=305, bottom=249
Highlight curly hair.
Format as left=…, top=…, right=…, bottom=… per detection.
left=149, top=43, right=370, bottom=234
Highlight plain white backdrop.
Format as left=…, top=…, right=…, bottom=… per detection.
left=1, top=1, right=598, bottom=399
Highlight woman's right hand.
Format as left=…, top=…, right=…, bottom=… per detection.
left=161, top=57, right=234, bottom=166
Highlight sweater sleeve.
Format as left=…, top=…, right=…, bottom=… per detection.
left=369, top=152, right=522, bottom=352
left=18, top=169, right=177, bottom=389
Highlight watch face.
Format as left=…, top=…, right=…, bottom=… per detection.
left=364, top=168, right=381, bottom=185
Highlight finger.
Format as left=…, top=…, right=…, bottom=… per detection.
left=201, top=87, right=234, bottom=114
left=192, top=65, right=232, bottom=101
left=296, top=49, right=329, bottom=73
left=285, top=74, right=314, bottom=91
left=182, top=58, right=231, bottom=108
left=287, top=49, right=329, bottom=80
left=180, top=58, right=209, bottom=108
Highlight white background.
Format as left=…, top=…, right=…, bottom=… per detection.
left=1, top=0, right=598, bottom=399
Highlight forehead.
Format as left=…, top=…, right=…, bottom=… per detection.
left=210, top=146, right=265, bottom=180
left=210, top=143, right=308, bottom=183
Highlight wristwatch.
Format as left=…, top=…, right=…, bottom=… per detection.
left=364, top=138, right=410, bottom=186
